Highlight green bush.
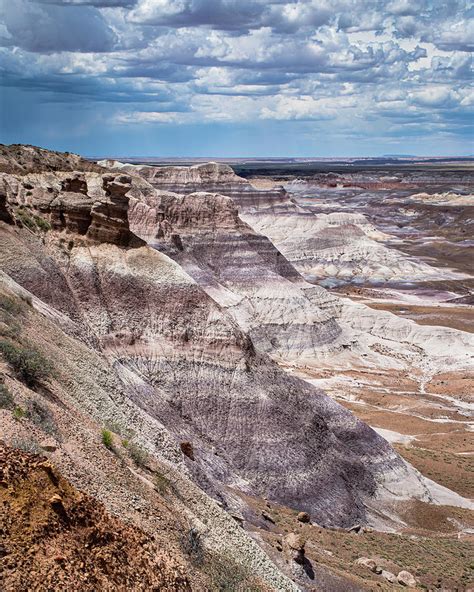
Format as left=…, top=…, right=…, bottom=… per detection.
left=35, top=216, right=51, bottom=232
left=0, top=340, right=53, bottom=387
left=101, top=428, right=113, bottom=449
left=13, top=405, right=26, bottom=419
left=0, top=295, right=24, bottom=317
left=16, top=209, right=51, bottom=232
left=17, top=209, right=36, bottom=230
left=0, top=383, right=14, bottom=409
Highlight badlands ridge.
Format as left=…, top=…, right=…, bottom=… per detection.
left=0, top=145, right=472, bottom=591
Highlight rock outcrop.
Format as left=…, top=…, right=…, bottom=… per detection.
left=0, top=444, right=191, bottom=591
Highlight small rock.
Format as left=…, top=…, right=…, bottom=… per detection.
left=49, top=494, right=63, bottom=505
left=297, top=511, right=310, bottom=523
left=230, top=513, right=244, bottom=527
left=356, top=557, right=378, bottom=572
left=397, top=570, right=416, bottom=587
left=40, top=439, right=57, bottom=453
left=347, top=523, right=362, bottom=533
left=261, top=511, right=275, bottom=524
left=382, top=570, right=397, bottom=583
left=179, top=441, right=194, bottom=460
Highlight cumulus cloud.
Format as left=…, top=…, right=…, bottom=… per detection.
left=0, top=0, right=472, bottom=154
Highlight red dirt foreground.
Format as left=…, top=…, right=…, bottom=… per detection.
left=0, top=443, right=190, bottom=591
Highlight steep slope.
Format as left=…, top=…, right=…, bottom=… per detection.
left=103, top=158, right=473, bottom=517
left=114, top=160, right=473, bottom=399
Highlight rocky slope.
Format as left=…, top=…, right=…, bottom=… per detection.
left=105, top=157, right=473, bottom=516
left=0, top=444, right=190, bottom=591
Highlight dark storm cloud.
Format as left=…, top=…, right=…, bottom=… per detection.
left=0, top=0, right=117, bottom=52
left=128, top=0, right=268, bottom=31
left=36, top=0, right=137, bottom=6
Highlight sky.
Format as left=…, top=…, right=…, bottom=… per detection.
left=0, top=0, right=473, bottom=157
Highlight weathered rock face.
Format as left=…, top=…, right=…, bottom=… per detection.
left=100, top=160, right=291, bottom=210
left=128, top=189, right=343, bottom=364
left=3, top=147, right=471, bottom=590
left=0, top=170, right=144, bottom=248
left=0, top=445, right=191, bottom=592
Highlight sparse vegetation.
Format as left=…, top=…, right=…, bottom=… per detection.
left=0, top=295, right=24, bottom=317
left=16, top=209, right=36, bottom=230
left=101, top=428, right=113, bottom=449
left=204, top=553, right=264, bottom=591
left=16, top=208, right=51, bottom=232
left=0, top=383, right=14, bottom=409
left=128, top=442, right=149, bottom=468
left=0, top=340, right=53, bottom=387
left=154, top=470, right=171, bottom=495
left=181, top=527, right=204, bottom=565
left=0, top=295, right=24, bottom=339
left=179, top=531, right=263, bottom=592
left=13, top=406, right=26, bottom=419
left=10, top=437, right=41, bottom=454
left=35, top=216, right=51, bottom=231
left=28, top=399, right=58, bottom=437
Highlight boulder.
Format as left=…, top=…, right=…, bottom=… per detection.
left=180, top=441, right=195, bottom=461
left=285, top=533, right=305, bottom=565
left=356, top=557, right=377, bottom=572
left=397, top=570, right=417, bottom=587
left=382, top=570, right=397, bottom=583
left=297, top=511, right=310, bottom=523
left=261, top=511, right=275, bottom=524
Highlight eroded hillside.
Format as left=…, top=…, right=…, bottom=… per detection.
left=1, top=145, right=473, bottom=591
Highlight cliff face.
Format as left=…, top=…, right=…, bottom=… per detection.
left=101, top=160, right=292, bottom=210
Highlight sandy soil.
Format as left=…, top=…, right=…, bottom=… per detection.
left=366, top=302, right=474, bottom=333
left=235, top=490, right=474, bottom=592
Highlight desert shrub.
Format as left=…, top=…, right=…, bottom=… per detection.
left=0, top=295, right=23, bottom=317
left=16, top=209, right=36, bottom=230
left=154, top=471, right=171, bottom=495
left=0, top=341, right=53, bottom=387
left=0, top=296, right=24, bottom=338
left=28, top=399, right=58, bottom=436
left=13, top=405, right=26, bottom=419
left=128, top=442, right=149, bottom=468
left=35, top=216, right=51, bottom=231
left=121, top=439, right=129, bottom=448
left=181, top=528, right=204, bottom=566
left=16, top=209, right=51, bottom=232
left=101, top=428, right=113, bottom=449
left=204, top=553, right=263, bottom=591
left=0, top=383, right=14, bottom=409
